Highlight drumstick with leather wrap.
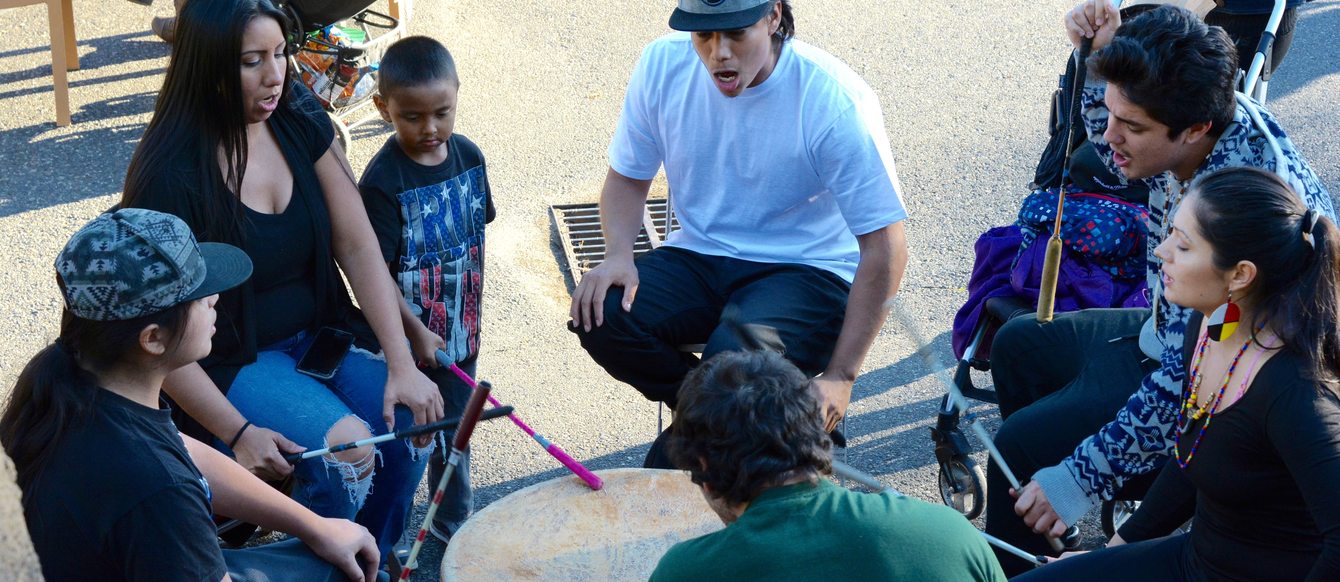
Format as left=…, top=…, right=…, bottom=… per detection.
left=281, top=406, right=514, bottom=464
left=1037, top=37, right=1094, bottom=323
left=399, top=380, right=492, bottom=580
left=437, top=350, right=604, bottom=491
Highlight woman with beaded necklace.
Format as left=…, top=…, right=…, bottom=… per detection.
left=1017, top=166, right=1340, bottom=580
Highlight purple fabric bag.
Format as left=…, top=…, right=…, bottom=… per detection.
left=952, top=225, right=1025, bottom=359
left=951, top=226, right=1148, bottom=359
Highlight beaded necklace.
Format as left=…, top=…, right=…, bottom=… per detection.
left=1174, top=327, right=1256, bottom=469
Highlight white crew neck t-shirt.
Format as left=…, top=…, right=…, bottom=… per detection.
left=609, top=33, right=907, bottom=283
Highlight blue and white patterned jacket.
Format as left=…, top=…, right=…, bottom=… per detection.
left=1033, top=81, right=1337, bottom=527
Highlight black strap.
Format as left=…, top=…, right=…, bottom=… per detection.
left=228, top=421, right=253, bottom=449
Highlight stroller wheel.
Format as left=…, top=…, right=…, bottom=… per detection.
left=329, top=112, right=353, bottom=153
left=938, top=457, right=986, bottom=520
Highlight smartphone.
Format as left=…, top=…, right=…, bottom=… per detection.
left=296, top=327, right=354, bottom=380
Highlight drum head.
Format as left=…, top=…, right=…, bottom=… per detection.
left=441, top=468, right=724, bottom=581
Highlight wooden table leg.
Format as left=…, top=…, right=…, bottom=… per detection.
left=47, top=0, right=71, bottom=126
left=61, top=0, right=78, bottom=71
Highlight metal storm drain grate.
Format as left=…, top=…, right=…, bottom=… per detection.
left=550, top=198, right=678, bottom=285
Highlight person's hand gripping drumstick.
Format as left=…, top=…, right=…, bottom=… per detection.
left=398, top=380, right=492, bottom=580
left=1011, top=481, right=1070, bottom=547
left=281, top=407, right=513, bottom=465
left=884, top=297, right=1067, bottom=554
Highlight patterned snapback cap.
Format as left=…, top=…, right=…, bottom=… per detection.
left=55, top=209, right=252, bottom=321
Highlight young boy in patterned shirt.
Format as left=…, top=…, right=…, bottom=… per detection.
left=359, top=36, right=495, bottom=544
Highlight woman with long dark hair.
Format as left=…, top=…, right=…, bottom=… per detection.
left=120, top=0, right=444, bottom=561
left=1018, top=167, right=1340, bottom=580
left=1, top=209, right=382, bottom=581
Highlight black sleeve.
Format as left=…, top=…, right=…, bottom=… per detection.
left=107, top=485, right=227, bottom=582
left=1266, top=377, right=1340, bottom=581
left=482, top=154, right=497, bottom=224
left=358, top=178, right=402, bottom=264
left=1116, top=461, right=1196, bottom=542
left=286, top=81, right=336, bottom=163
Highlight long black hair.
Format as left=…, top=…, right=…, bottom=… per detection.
left=121, top=0, right=291, bottom=242
left=0, top=305, right=189, bottom=493
left=1191, top=167, right=1340, bottom=382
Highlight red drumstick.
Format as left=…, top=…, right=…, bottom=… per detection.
left=399, top=381, right=492, bottom=579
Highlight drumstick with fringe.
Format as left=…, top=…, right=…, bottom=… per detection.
left=1037, top=36, right=1094, bottom=323
left=281, top=406, right=513, bottom=464
left=831, top=460, right=1048, bottom=566
left=437, top=350, right=604, bottom=491
left=399, top=380, right=492, bottom=580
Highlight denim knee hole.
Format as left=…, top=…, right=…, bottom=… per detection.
left=321, top=416, right=380, bottom=509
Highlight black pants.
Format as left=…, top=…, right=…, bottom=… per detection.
left=1206, top=6, right=1298, bottom=77
left=1012, top=534, right=1205, bottom=582
left=424, top=357, right=474, bottom=532
left=571, top=246, right=849, bottom=468
left=984, top=308, right=1157, bottom=577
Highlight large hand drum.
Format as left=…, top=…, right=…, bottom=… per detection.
left=441, top=468, right=724, bottom=581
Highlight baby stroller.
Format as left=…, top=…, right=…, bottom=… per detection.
left=929, top=0, right=1293, bottom=537
left=279, top=0, right=414, bottom=149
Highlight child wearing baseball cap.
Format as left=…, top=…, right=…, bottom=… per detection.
left=1, top=209, right=387, bottom=582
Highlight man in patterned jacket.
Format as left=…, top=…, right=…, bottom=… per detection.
left=983, top=2, right=1335, bottom=574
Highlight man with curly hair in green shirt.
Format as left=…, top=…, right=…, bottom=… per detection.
left=651, top=349, right=1006, bottom=582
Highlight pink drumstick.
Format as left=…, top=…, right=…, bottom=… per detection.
left=436, top=351, right=603, bottom=491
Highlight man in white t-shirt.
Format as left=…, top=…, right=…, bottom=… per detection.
left=569, top=0, right=909, bottom=467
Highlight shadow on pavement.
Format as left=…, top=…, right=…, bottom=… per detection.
left=0, top=29, right=171, bottom=216
left=0, top=90, right=156, bottom=216
left=852, top=327, right=956, bottom=404
left=0, top=30, right=166, bottom=99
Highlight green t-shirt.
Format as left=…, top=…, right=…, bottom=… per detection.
left=650, top=479, right=1005, bottom=582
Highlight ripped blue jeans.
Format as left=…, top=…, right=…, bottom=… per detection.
left=222, top=331, right=432, bottom=562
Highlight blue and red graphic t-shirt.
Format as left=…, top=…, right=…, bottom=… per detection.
left=359, top=134, right=496, bottom=363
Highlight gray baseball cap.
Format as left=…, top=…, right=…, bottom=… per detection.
left=669, top=0, right=774, bottom=32
left=55, top=208, right=252, bottom=321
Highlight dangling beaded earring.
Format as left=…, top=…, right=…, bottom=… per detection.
left=1206, top=289, right=1240, bottom=342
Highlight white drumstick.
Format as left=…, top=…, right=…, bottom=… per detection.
left=882, top=296, right=1065, bottom=554
left=831, top=460, right=1047, bottom=566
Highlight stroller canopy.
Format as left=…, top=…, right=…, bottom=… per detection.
left=285, top=0, right=377, bottom=30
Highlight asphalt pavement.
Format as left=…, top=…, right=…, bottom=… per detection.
left=1, top=1, right=1338, bottom=579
